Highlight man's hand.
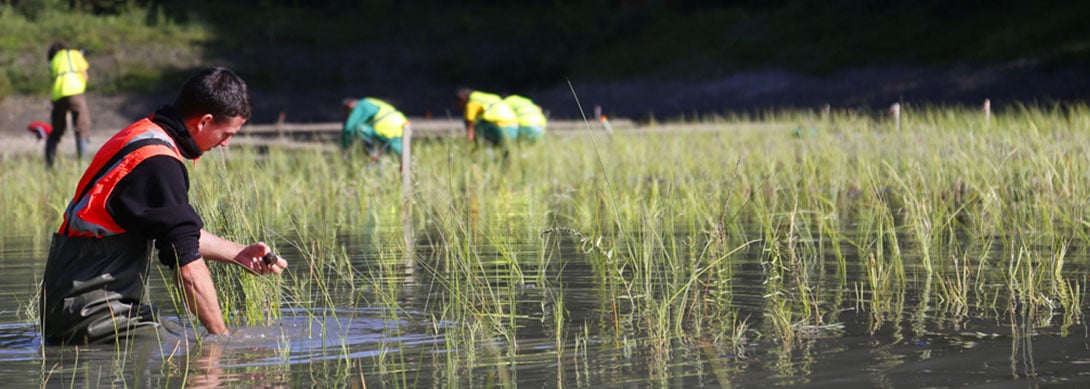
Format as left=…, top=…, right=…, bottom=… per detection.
left=234, top=242, right=287, bottom=275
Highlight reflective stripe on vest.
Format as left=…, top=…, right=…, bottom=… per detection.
left=59, top=119, right=182, bottom=238
left=52, top=51, right=76, bottom=77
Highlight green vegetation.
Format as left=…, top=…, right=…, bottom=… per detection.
left=3, top=0, right=1089, bottom=100
left=0, top=1, right=208, bottom=98
left=6, top=104, right=1089, bottom=384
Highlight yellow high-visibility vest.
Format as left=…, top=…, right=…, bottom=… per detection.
left=503, top=95, right=546, bottom=127
left=465, top=91, right=517, bottom=127
left=50, top=49, right=88, bottom=101
left=364, top=97, right=407, bottom=139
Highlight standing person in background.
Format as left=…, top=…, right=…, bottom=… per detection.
left=39, top=67, right=288, bottom=345
left=341, top=97, right=408, bottom=162
left=503, top=94, right=546, bottom=143
left=456, top=88, right=518, bottom=153
left=46, top=41, right=92, bottom=168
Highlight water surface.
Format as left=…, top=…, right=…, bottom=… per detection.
left=1, top=232, right=1087, bottom=387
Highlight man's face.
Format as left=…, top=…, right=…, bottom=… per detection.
left=193, top=115, right=247, bottom=151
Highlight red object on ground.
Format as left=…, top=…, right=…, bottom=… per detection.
left=27, top=121, right=53, bottom=140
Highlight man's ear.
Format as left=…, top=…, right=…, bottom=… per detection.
left=196, top=114, right=214, bottom=132
left=185, top=113, right=215, bottom=136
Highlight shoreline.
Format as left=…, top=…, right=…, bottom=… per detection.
left=4, top=61, right=1089, bottom=141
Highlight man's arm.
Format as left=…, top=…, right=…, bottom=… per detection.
left=341, top=122, right=353, bottom=149
left=343, top=101, right=379, bottom=149
left=176, top=229, right=288, bottom=335
left=177, top=258, right=228, bottom=335
left=111, top=158, right=282, bottom=273
left=463, top=100, right=483, bottom=143
left=465, top=120, right=476, bottom=142
left=76, top=51, right=89, bottom=82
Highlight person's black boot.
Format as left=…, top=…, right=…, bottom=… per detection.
left=45, top=137, right=59, bottom=169
left=76, top=136, right=89, bottom=160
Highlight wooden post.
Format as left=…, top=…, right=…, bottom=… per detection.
left=983, top=98, right=991, bottom=126
left=890, top=103, right=901, bottom=131
left=276, top=111, right=286, bottom=139
left=401, top=122, right=414, bottom=275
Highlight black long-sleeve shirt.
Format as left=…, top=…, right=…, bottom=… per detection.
left=107, top=156, right=202, bottom=268
left=104, top=106, right=205, bottom=268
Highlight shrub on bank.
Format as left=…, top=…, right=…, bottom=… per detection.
left=0, top=2, right=207, bottom=96
left=0, top=70, right=10, bottom=106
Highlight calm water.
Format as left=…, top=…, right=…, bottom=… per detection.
left=1, top=232, right=1088, bottom=388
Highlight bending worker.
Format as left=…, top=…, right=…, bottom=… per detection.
left=40, top=67, right=288, bottom=345
left=46, top=41, right=92, bottom=168
left=456, top=88, right=518, bottom=148
left=341, top=97, right=407, bottom=160
left=503, top=94, right=546, bottom=142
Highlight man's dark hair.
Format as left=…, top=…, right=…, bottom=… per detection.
left=47, top=41, right=67, bottom=61
left=174, top=67, right=252, bottom=121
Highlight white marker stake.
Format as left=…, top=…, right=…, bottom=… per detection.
left=890, top=103, right=901, bottom=131
left=401, top=122, right=414, bottom=274
left=983, top=98, right=991, bottom=126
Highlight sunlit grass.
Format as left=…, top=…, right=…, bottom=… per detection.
left=7, top=104, right=1090, bottom=385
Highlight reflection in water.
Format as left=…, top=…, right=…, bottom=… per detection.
left=186, top=340, right=225, bottom=388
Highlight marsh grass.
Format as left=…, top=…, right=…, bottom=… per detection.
left=6, top=104, right=1090, bottom=384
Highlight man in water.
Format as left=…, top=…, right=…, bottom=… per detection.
left=456, top=88, right=518, bottom=149
left=39, top=67, right=288, bottom=345
left=341, top=97, right=408, bottom=161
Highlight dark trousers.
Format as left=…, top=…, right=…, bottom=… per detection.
left=47, top=93, right=91, bottom=168
left=40, top=233, right=158, bottom=345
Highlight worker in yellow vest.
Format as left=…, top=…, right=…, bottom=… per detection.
left=456, top=88, right=518, bottom=149
left=503, top=94, right=546, bottom=142
left=46, top=41, right=92, bottom=168
left=341, top=97, right=408, bottom=161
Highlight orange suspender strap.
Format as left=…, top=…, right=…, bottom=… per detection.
left=59, top=136, right=179, bottom=237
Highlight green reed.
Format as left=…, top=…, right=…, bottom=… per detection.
left=6, top=103, right=1090, bottom=384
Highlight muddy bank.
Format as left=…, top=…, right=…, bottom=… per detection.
left=3, top=60, right=1089, bottom=140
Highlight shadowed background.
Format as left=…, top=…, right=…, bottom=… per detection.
left=2, top=0, right=1090, bottom=130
